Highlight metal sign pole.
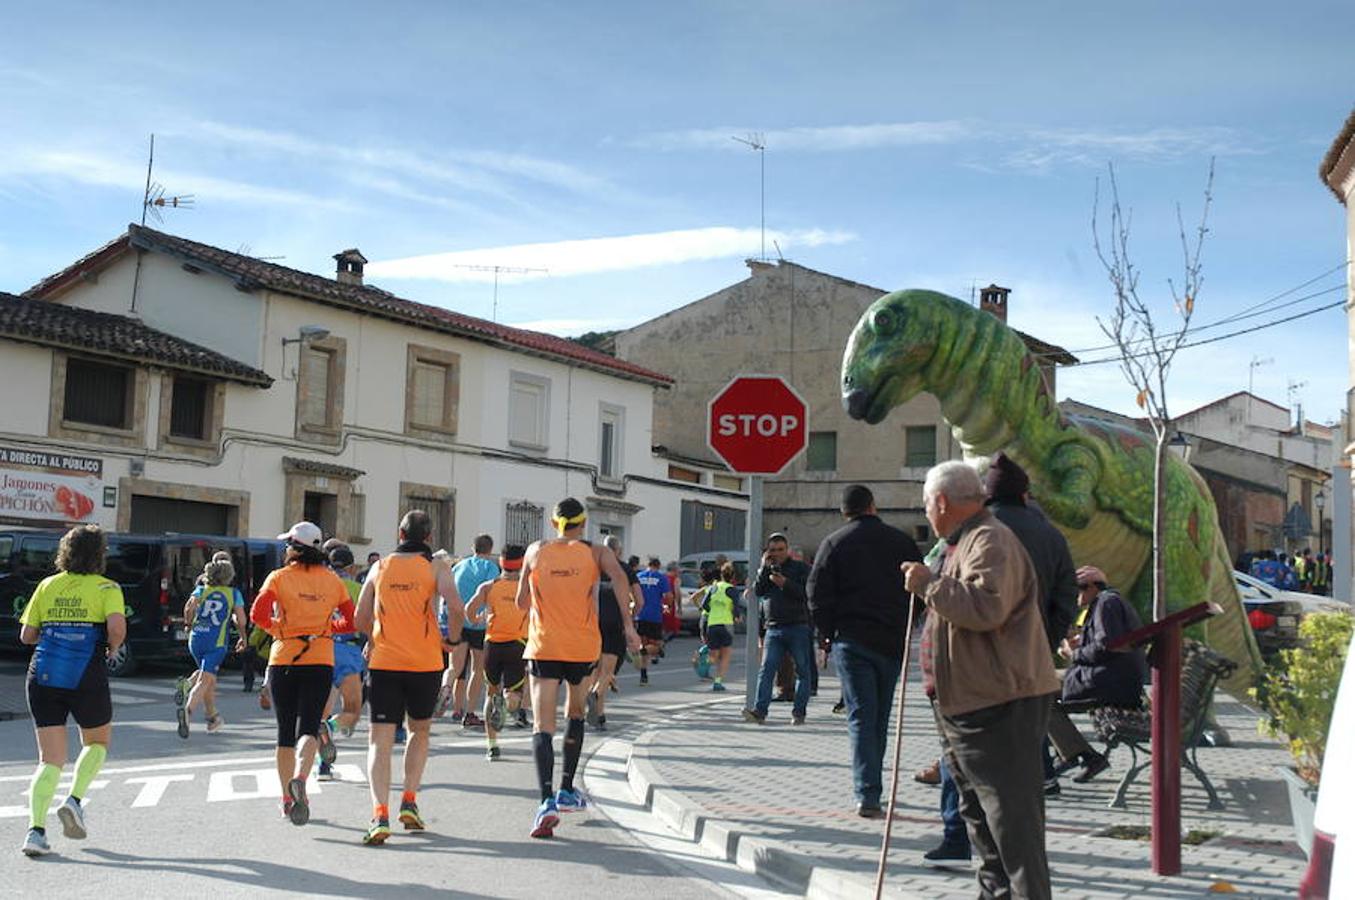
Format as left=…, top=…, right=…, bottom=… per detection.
left=744, top=475, right=763, bottom=710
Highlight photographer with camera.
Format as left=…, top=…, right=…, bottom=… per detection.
left=742, top=533, right=814, bottom=725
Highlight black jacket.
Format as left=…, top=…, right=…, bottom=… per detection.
left=807, top=515, right=922, bottom=660
left=752, top=557, right=811, bottom=628
left=1062, top=588, right=1149, bottom=707
left=989, top=499, right=1078, bottom=652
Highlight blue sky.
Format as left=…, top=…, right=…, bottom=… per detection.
left=1, top=1, right=1351, bottom=422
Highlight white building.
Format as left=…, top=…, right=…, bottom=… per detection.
left=0, top=225, right=745, bottom=558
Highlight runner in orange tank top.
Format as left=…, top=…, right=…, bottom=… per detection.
left=354, top=510, right=462, bottom=845
left=515, top=498, right=639, bottom=838
left=465, top=544, right=530, bottom=760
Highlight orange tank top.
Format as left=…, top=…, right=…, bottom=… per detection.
left=368, top=554, right=443, bottom=672
left=260, top=564, right=349, bottom=667
left=525, top=541, right=601, bottom=663
left=485, top=578, right=528, bottom=643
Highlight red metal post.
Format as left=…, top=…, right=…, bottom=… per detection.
left=1150, top=626, right=1182, bottom=875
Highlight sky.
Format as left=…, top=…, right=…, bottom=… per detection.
left=1, top=1, right=1351, bottom=423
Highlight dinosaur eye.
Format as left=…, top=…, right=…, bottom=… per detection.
left=872, top=308, right=895, bottom=335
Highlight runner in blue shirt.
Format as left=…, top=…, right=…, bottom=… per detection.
left=634, top=558, right=671, bottom=686
left=178, top=558, right=246, bottom=738
left=441, top=534, right=500, bottom=727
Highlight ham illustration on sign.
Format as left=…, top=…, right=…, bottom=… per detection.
left=707, top=375, right=809, bottom=475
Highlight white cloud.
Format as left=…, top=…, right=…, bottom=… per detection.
left=366, top=226, right=857, bottom=283
left=634, top=121, right=972, bottom=152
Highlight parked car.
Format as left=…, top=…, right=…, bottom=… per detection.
left=0, top=529, right=285, bottom=676
left=1234, top=570, right=1349, bottom=656
left=677, top=550, right=749, bottom=585
left=1299, top=627, right=1355, bottom=897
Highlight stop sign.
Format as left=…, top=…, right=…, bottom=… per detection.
left=707, top=375, right=809, bottom=475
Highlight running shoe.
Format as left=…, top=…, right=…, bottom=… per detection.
left=742, top=709, right=767, bottom=725
left=639, top=671, right=649, bottom=686
left=595, top=716, right=607, bottom=732
left=434, top=684, right=453, bottom=718
left=317, top=761, right=334, bottom=781
left=712, top=682, right=727, bottom=692
left=485, top=694, right=506, bottom=731
left=317, top=723, right=337, bottom=765
left=486, top=745, right=501, bottom=761
left=176, top=706, right=190, bottom=740
left=326, top=714, right=354, bottom=740
left=20, top=829, right=50, bottom=857
left=449, top=710, right=464, bottom=723
left=395, top=725, right=407, bottom=745
left=207, top=714, right=225, bottom=733
left=832, top=699, right=847, bottom=715
left=462, top=712, right=485, bottom=730
left=515, top=708, right=529, bottom=728
left=585, top=691, right=599, bottom=727
left=286, top=778, right=310, bottom=826
left=555, top=788, right=589, bottom=814
left=173, top=675, right=189, bottom=708
left=529, top=797, right=560, bottom=839
left=362, top=817, right=391, bottom=846
left=56, top=796, right=86, bottom=839
left=792, top=714, right=806, bottom=726
left=398, top=801, right=425, bottom=831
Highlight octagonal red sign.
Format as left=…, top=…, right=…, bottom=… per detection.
left=707, top=375, right=809, bottom=475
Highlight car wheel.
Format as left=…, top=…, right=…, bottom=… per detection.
left=105, top=643, right=137, bottom=678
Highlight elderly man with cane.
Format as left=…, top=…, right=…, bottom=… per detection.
left=808, top=484, right=921, bottom=818
left=902, top=461, right=1060, bottom=900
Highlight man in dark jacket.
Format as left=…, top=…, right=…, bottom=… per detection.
left=742, top=532, right=813, bottom=725
left=807, top=484, right=922, bottom=816
left=1047, top=566, right=1148, bottom=779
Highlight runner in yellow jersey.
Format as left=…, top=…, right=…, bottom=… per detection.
left=466, top=544, right=529, bottom=761
left=516, top=498, right=640, bottom=838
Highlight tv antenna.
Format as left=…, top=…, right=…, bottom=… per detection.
left=1287, top=378, right=1308, bottom=407
left=451, top=264, right=547, bottom=322
left=141, top=134, right=194, bottom=225
left=732, top=132, right=766, bottom=261
left=236, top=243, right=286, bottom=262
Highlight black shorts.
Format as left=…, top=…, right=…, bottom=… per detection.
left=461, top=627, right=486, bottom=651
left=706, top=624, right=734, bottom=650
left=27, top=664, right=112, bottom=729
left=268, top=664, right=332, bottom=748
left=600, top=626, right=627, bottom=659
left=484, top=640, right=527, bottom=690
left=528, top=659, right=595, bottom=685
left=636, top=620, right=663, bottom=642
left=369, top=669, right=441, bottom=724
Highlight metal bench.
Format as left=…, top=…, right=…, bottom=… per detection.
left=1082, top=639, right=1238, bottom=810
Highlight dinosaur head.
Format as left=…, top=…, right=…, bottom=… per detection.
left=842, top=289, right=956, bottom=424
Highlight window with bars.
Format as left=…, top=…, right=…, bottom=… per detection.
left=169, top=376, right=210, bottom=440
left=64, top=358, right=132, bottom=429
left=505, top=500, right=544, bottom=548
left=905, top=426, right=937, bottom=468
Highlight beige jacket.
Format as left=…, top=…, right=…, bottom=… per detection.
left=924, top=509, right=1060, bottom=717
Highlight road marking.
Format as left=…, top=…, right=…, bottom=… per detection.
left=0, top=755, right=275, bottom=783
left=109, top=691, right=160, bottom=706
left=0, top=780, right=109, bottom=817
left=207, top=768, right=316, bottom=802
left=127, top=773, right=195, bottom=808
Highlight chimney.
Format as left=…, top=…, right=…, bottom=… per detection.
left=979, top=283, right=1010, bottom=323
left=334, top=248, right=368, bottom=286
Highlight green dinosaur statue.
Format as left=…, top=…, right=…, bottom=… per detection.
left=840, top=288, right=1262, bottom=691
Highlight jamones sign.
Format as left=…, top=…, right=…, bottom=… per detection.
left=707, top=375, right=808, bottom=475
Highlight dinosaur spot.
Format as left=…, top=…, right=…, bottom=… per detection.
left=1188, top=507, right=1200, bottom=546
left=1200, top=556, right=1212, bottom=584
left=1020, top=355, right=1033, bottom=375
left=1116, top=431, right=1146, bottom=452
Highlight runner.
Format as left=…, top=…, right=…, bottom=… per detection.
left=178, top=557, right=247, bottom=737
left=318, top=545, right=366, bottom=779
left=17, top=525, right=125, bottom=858
left=250, top=522, right=355, bottom=826
left=443, top=534, right=499, bottom=728
left=465, top=544, right=528, bottom=760
left=587, top=535, right=640, bottom=732
left=662, top=561, right=683, bottom=644
left=517, top=498, right=641, bottom=838
left=174, top=550, right=234, bottom=710
left=633, top=558, right=670, bottom=685
left=701, top=562, right=741, bottom=691
left=354, top=510, right=463, bottom=845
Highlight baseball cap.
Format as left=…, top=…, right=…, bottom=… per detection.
left=328, top=545, right=355, bottom=568
left=278, top=521, right=323, bottom=548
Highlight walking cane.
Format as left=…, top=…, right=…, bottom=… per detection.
left=873, top=594, right=918, bottom=900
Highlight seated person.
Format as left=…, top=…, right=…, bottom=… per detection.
left=1047, top=566, right=1149, bottom=782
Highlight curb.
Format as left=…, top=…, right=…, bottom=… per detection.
left=625, top=727, right=924, bottom=900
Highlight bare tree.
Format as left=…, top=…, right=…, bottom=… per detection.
left=1093, top=159, right=1215, bottom=621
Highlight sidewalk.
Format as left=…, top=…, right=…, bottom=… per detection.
left=625, top=667, right=1306, bottom=899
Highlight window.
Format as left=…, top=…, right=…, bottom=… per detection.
left=64, top=358, right=132, bottom=429
left=505, top=500, right=545, bottom=547
left=300, top=346, right=335, bottom=428
left=712, top=474, right=743, bottom=492
left=16, top=536, right=59, bottom=580
left=303, top=491, right=339, bottom=539
left=0, top=535, right=13, bottom=575
left=599, top=403, right=624, bottom=480
left=347, top=493, right=368, bottom=543
left=400, top=481, right=454, bottom=552
left=169, top=377, right=210, bottom=440
left=508, top=372, right=549, bottom=450
left=906, top=426, right=937, bottom=468
left=806, top=431, right=837, bottom=471
left=404, top=345, right=460, bottom=436
left=668, top=465, right=701, bottom=484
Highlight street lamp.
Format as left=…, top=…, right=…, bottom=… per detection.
left=1167, top=431, right=1193, bottom=464
left=1316, top=490, right=1327, bottom=557
left=281, top=325, right=331, bottom=380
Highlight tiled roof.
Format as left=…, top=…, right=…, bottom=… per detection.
left=282, top=456, right=365, bottom=479
left=1319, top=106, right=1355, bottom=203
left=27, top=226, right=673, bottom=387
left=0, top=290, right=272, bottom=386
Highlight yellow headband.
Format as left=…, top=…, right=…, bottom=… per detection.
left=553, top=512, right=587, bottom=533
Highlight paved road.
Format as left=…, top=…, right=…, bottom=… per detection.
left=0, top=637, right=780, bottom=898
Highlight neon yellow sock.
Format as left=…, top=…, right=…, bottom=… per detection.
left=71, top=743, right=107, bottom=800
left=29, top=764, right=60, bottom=829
